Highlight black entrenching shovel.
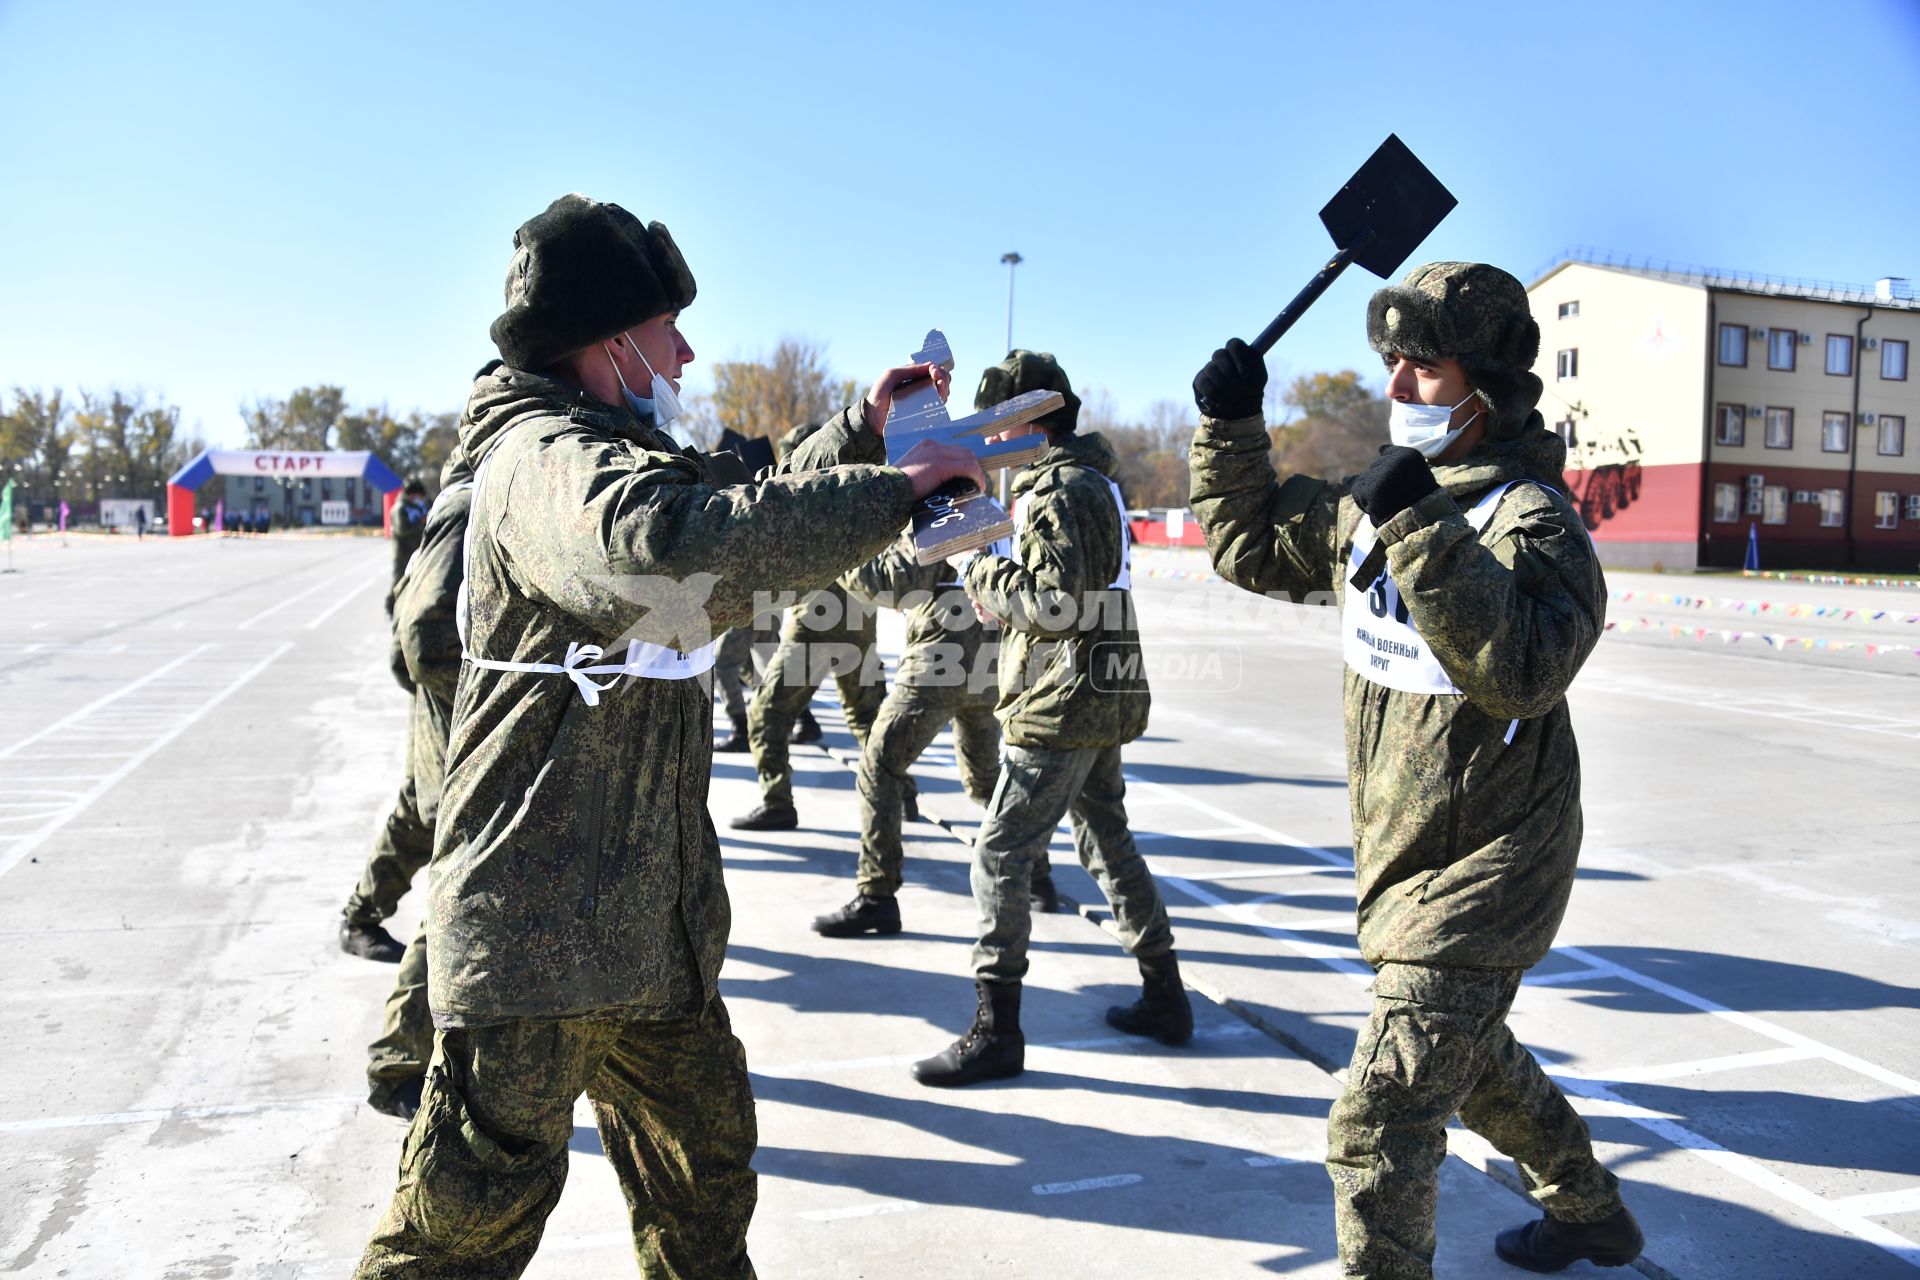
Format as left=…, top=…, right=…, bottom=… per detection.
left=1249, top=133, right=1457, bottom=357
left=1233, top=133, right=1456, bottom=590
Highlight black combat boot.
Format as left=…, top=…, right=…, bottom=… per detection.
left=792, top=708, right=824, bottom=744
left=1105, top=950, right=1194, bottom=1046
left=368, top=1075, right=424, bottom=1121
left=912, top=981, right=1025, bottom=1087
left=1494, top=1206, right=1644, bottom=1272
left=340, top=920, right=406, bottom=963
left=1029, top=874, right=1060, bottom=914
left=811, top=894, right=902, bottom=937
left=729, top=802, right=798, bottom=831
left=715, top=711, right=750, bottom=753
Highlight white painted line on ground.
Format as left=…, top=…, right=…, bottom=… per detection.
left=1549, top=1072, right=1920, bottom=1267
left=1555, top=944, right=1920, bottom=1097
left=1583, top=677, right=1920, bottom=742
left=303, top=575, right=379, bottom=630
left=1244, top=1153, right=1316, bottom=1167
left=1567, top=1045, right=1826, bottom=1085
left=0, top=642, right=295, bottom=877
left=0, top=645, right=210, bottom=761
left=1151, top=869, right=1371, bottom=979
left=235, top=569, right=355, bottom=630
left=0, top=1094, right=360, bottom=1134
left=1166, top=864, right=1350, bottom=882
left=1136, top=826, right=1248, bottom=842
left=1830, top=1188, right=1920, bottom=1219
left=1521, top=965, right=1617, bottom=987
left=797, top=1199, right=923, bottom=1222
left=1032, top=1172, right=1141, bottom=1195
left=1124, top=774, right=1350, bottom=869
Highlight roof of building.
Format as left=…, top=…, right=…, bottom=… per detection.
left=1531, top=247, right=1920, bottom=313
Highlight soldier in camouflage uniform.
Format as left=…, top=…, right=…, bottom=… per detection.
left=363, top=438, right=476, bottom=1121
left=1187, top=262, right=1643, bottom=1278
left=353, top=193, right=985, bottom=1279
left=709, top=624, right=761, bottom=751
left=385, top=475, right=430, bottom=616
left=340, top=476, right=444, bottom=963
left=912, top=351, right=1192, bottom=1089
left=809, top=531, right=1005, bottom=936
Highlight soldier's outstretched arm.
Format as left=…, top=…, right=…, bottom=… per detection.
left=843, top=534, right=944, bottom=610
left=1382, top=487, right=1605, bottom=718
left=1188, top=410, right=1347, bottom=603
left=963, top=489, right=1092, bottom=639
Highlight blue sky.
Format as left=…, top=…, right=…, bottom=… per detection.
left=3, top=0, right=1918, bottom=445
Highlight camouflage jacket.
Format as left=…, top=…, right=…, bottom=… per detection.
left=1188, top=415, right=1604, bottom=971
left=842, top=533, right=997, bottom=704
left=431, top=365, right=914, bottom=1028
left=965, top=431, right=1149, bottom=749
left=387, top=470, right=473, bottom=822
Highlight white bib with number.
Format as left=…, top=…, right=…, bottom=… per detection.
left=1342, top=482, right=1519, bottom=696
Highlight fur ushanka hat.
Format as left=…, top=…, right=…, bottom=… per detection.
left=1366, top=261, right=1543, bottom=439
left=974, top=349, right=1081, bottom=433
left=489, top=194, right=696, bottom=372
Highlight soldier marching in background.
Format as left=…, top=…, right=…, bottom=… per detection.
left=353, top=192, right=985, bottom=1279
left=362, top=437, right=476, bottom=1120
left=912, top=350, right=1191, bottom=1088
left=809, top=528, right=1005, bottom=937
left=1188, top=261, right=1641, bottom=1279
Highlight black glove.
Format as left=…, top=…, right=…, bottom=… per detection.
left=1349, top=446, right=1440, bottom=524
left=1192, top=338, right=1268, bottom=420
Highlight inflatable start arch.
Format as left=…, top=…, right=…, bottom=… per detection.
left=166, top=449, right=405, bottom=535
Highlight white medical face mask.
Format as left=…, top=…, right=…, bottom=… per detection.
left=1388, top=391, right=1480, bottom=459
left=605, top=333, right=684, bottom=429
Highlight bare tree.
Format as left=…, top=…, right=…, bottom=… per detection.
left=697, top=338, right=859, bottom=448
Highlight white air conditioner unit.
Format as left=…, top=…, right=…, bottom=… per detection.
left=1749, top=327, right=1768, bottom=340
left=1864, top=337, right=1881, bottom=350
left=1746, top=492, right=1764, bottom=515
left=1747, top=405, right=1764, bottom=418
left=1906, top=495, right=1920, bottom=520
left=1746, top=474, right=1765, bottom=491
left=1792, top=490, right=1814, bottom=504
left=1799, top=332, right=1814, bottom=345
left=1860, top=413, right=1878, bottom=426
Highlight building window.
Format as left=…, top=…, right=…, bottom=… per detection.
left=1556, top=348, right=1579, bottom=380
left=1767, top=328, right=1797, bottom=371
left=321, top=478, right=333, bottom=500
left=254, top=476, right=264, bottom=491
left=1554, top=417, right=1578, bottom=448
left=1762, top=485, right=1789, bottom=525
left=1558, top=300, right=1580, bottom=319
left=1713, top=483, right=1740, bottom=523
left=1826, top=334, right=1853, bottom=376
left=345, top=478, right=358, bottom=505
left=1714, top=403, right=1745, bottom=447
left=299, top=479, right=312, bottom=498
left=1880, top=415, right=1906, bottom=457
left=1718, top=324, right=1748, bottom=366
left=1818, top=488, right=1845, bottom=528
left=1884, top=339, right=1909, bottom=381
left=1764, top=406, right=1793, bottom=449
left=1821, top=411, right=1851, bottom=453
left=1875, top=491, right=1900, bottom=529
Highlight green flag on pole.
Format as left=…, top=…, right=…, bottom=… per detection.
left=0, top=478, right=13, bottom=542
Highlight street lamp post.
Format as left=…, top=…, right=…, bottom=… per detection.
left=999, top=252, right=1023, bottom=354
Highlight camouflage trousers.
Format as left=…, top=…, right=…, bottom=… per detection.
left=748, top=602, right=887, bottom=808
left=971, top=743, right=1172, bottom=983
left=854, top=684, right=1002, bottom=899
left=712, top=625, right=767, bottom=722
left=355, top=998, right=757, bottom=1280
left=343, top=776, right=434, bottom=926
left=367, top=917, right=433, bottom=1109
left=1327, top=963, right=1625, bottom=1280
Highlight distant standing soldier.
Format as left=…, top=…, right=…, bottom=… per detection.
left=727, top=422, right=896, bottom=832
left=710, top=624, right=762, bottom=752
left=386, top=475, right=430, bottom=615
left=1187, top=261, right=1641, bottom=1277
left=913, top=350, right=1190, bottom=1088
left=809, top=531, right=1003, bottom=937
left=364, top=440, right=476, bottom=1119
left=134, top=505, right=148, bottom=540
left=353, top=192, right=984, bottom=1278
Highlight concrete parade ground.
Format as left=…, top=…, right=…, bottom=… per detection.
left=0, top=532, right=1916, bottom=1279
